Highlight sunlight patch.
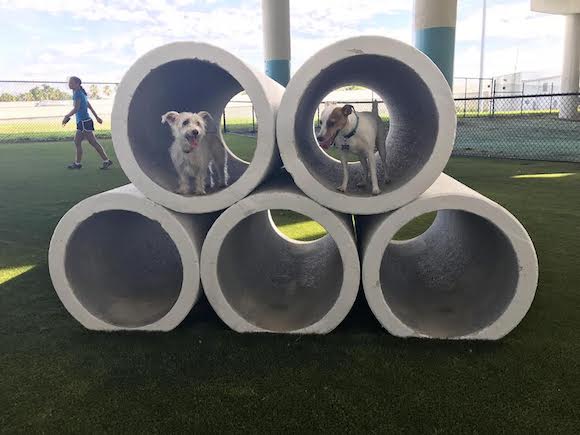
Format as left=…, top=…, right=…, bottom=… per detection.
left=276, top=221, right=327, bottom=242
left=512, top=173, right=576, bottom=180
left=0, top=264, right=36, bottom=285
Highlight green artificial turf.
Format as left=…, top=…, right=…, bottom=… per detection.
left=1, top=138, right=579, bottom=432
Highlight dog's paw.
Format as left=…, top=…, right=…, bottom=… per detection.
left=372, top=187, right=381, bottom=195
left=194, top=189, right=207, bottom=195
left=337, top=185, right=347, bottom=192
left=175, top=188, right=190, bottom=195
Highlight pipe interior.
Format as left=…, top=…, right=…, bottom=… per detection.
left=127, top=59, right=250, bottom=193
left=217, top=210, right=343, bottom=331
left=379, top=210, right=519, bottom=338
left=65, top=210, right=183, bottom=328
left=295, top=54, right=439, bottom=196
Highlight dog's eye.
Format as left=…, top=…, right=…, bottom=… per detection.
left=182, top=119, right=190, bottom=126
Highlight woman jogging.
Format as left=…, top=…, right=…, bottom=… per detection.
left=62, top=76, right=113, bottom=170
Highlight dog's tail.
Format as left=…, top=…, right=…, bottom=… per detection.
left=371, top=100, right=379, bottom=118
left=199, top=110, right=229, bottom=187
left=223, top=138, right=229, bottom=187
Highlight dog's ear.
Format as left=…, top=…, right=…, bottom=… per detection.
left=161, top=111, right=179, bottom=125
left=198, top=111, right=218, bottom=134
left=342, top=104, right=354, bottom=116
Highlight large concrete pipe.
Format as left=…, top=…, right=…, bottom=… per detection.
left=200, top=175, right=360, bottom=334
left=49, top=185, right=215, bottom=331
left=358, top=174, right=538, bottom=340
left=112, top=42, right=285, bottom=213
left=276, top=36, right=456, bottom=215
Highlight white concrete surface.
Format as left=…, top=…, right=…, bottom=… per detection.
left=560, top=14, right=580, bottom=120
left=48, top=184, right=215, bottom=331
left=112, top=41, right=285, bottom=213
left=414, top=0, right=458, bottom=29
left=200, top=174, right=360, bottom=334
left=531, top=0, right=580, bottom=14
left=262, top=0, right=291, bottom=62
left=358, top=174, right=538, bottom=340
left=276, top=36, right=456, bottom=215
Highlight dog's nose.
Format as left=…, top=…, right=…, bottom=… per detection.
left=316, top=136, right=324, bottom=142
left=191, top=129, right=198, bottom=136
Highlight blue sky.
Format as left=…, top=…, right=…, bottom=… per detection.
left=0, top=0, right=565, bottom=82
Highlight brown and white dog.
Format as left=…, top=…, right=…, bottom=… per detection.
left=162, top=110, right=228, bottom=195
left=317, top=103, right=388, bottom=195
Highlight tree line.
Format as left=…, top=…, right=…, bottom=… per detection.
left=0, top=84, right=114, bottom=102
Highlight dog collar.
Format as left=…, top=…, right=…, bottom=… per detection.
left=342, top=111, right=359, bottom=139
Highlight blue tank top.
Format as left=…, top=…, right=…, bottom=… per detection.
left=73, top=89, right=90, bottom=123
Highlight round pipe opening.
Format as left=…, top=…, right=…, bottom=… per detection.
left=113, top=42, right=283, bottom=213
left=296, top=55, right=438, bottom=194
left=127, top=58, right=251, bottom=193
left=216, top=209, right=342, bottom=332
left=201, top=183, right=360, bottom=334
left=380, top=210, right=519, bottom=338
left=64, top=210, right=183, bottom=328
left=277, top=36, right=456, bottom=214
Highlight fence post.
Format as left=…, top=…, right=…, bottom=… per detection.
left=463, top=78, right=467, bottom=117
left=521, top=82, right=525, bottom=115
left=223, top=110, right=227, bottom=133
left=549, top=83, right=554, bottom=114
left=491, top=79, right=496, bottom=116
left=251, top=104, right=255, bottom=133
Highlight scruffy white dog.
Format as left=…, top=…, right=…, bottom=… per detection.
left=162, top=110, right=228, bottom=195
left=317, top=103, right=388, bottom=195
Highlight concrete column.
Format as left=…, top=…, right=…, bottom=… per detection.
left=262, top=0, right=291, bottom=86
left=560, top=14, right=580, bottom=119
left=414, top=0, right=458, bottom=86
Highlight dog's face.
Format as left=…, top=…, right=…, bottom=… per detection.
left=161, top=111, right=207, bottom=153
left=316, top=104, right=354, bottom=149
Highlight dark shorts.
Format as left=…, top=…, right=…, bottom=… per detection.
left=76, top=119, right=94, bottom=131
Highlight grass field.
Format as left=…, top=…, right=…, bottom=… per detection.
left=1, top=138, right=579, bottom=432
left=3, top=112, right=579, bottom=163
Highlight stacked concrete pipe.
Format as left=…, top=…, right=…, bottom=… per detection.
left=276, top=36, right=457, bottom=215
left=48, top=185, right=215, bottom=331
left=49, top=37, right=538, bottom=339
left=357, top=174, right=538, bottom=340
left=200, top=174, right=360, bottom=334
left=111, top=41, right=285, bottom=214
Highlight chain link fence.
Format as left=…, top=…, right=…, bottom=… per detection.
left=1, top=80, right=579, bottom=162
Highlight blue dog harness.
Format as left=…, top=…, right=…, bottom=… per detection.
left=335, top=111, right=359, bottom=151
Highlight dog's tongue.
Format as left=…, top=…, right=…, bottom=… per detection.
left=189, top=137, right=199, bottom=147
left=319, top=138, right=332, bottom=149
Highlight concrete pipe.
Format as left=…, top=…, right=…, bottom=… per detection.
left=48, top=185, right=215, bottom=331
left=200, top=175, right=360, bottom=334
left=112, top=42, right=285, bottom=213
left=276, top=36, right=456, bottom=215
left=358, top=174, right=538, bottom=340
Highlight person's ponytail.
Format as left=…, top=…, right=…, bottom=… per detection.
left=79, top=85, right=87, bottom=96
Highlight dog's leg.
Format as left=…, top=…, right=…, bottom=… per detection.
left=337, top=151, right=349, bottom=192
left=357, top=154, right=370, bottom=188
left=176, top=173, right=191, bottom=195
left=377, top=124, right=390, bottom=184
left=367, top=151, right=380, bottom=195
left=193, top=169, right=207, bottom=195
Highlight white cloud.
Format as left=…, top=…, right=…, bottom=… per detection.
left=457, top=1, right=564, bottom=42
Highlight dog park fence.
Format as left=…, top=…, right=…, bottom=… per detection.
left=2, top=79, right=579, bottom=162
left=48, top=37, right=539, bottom=339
